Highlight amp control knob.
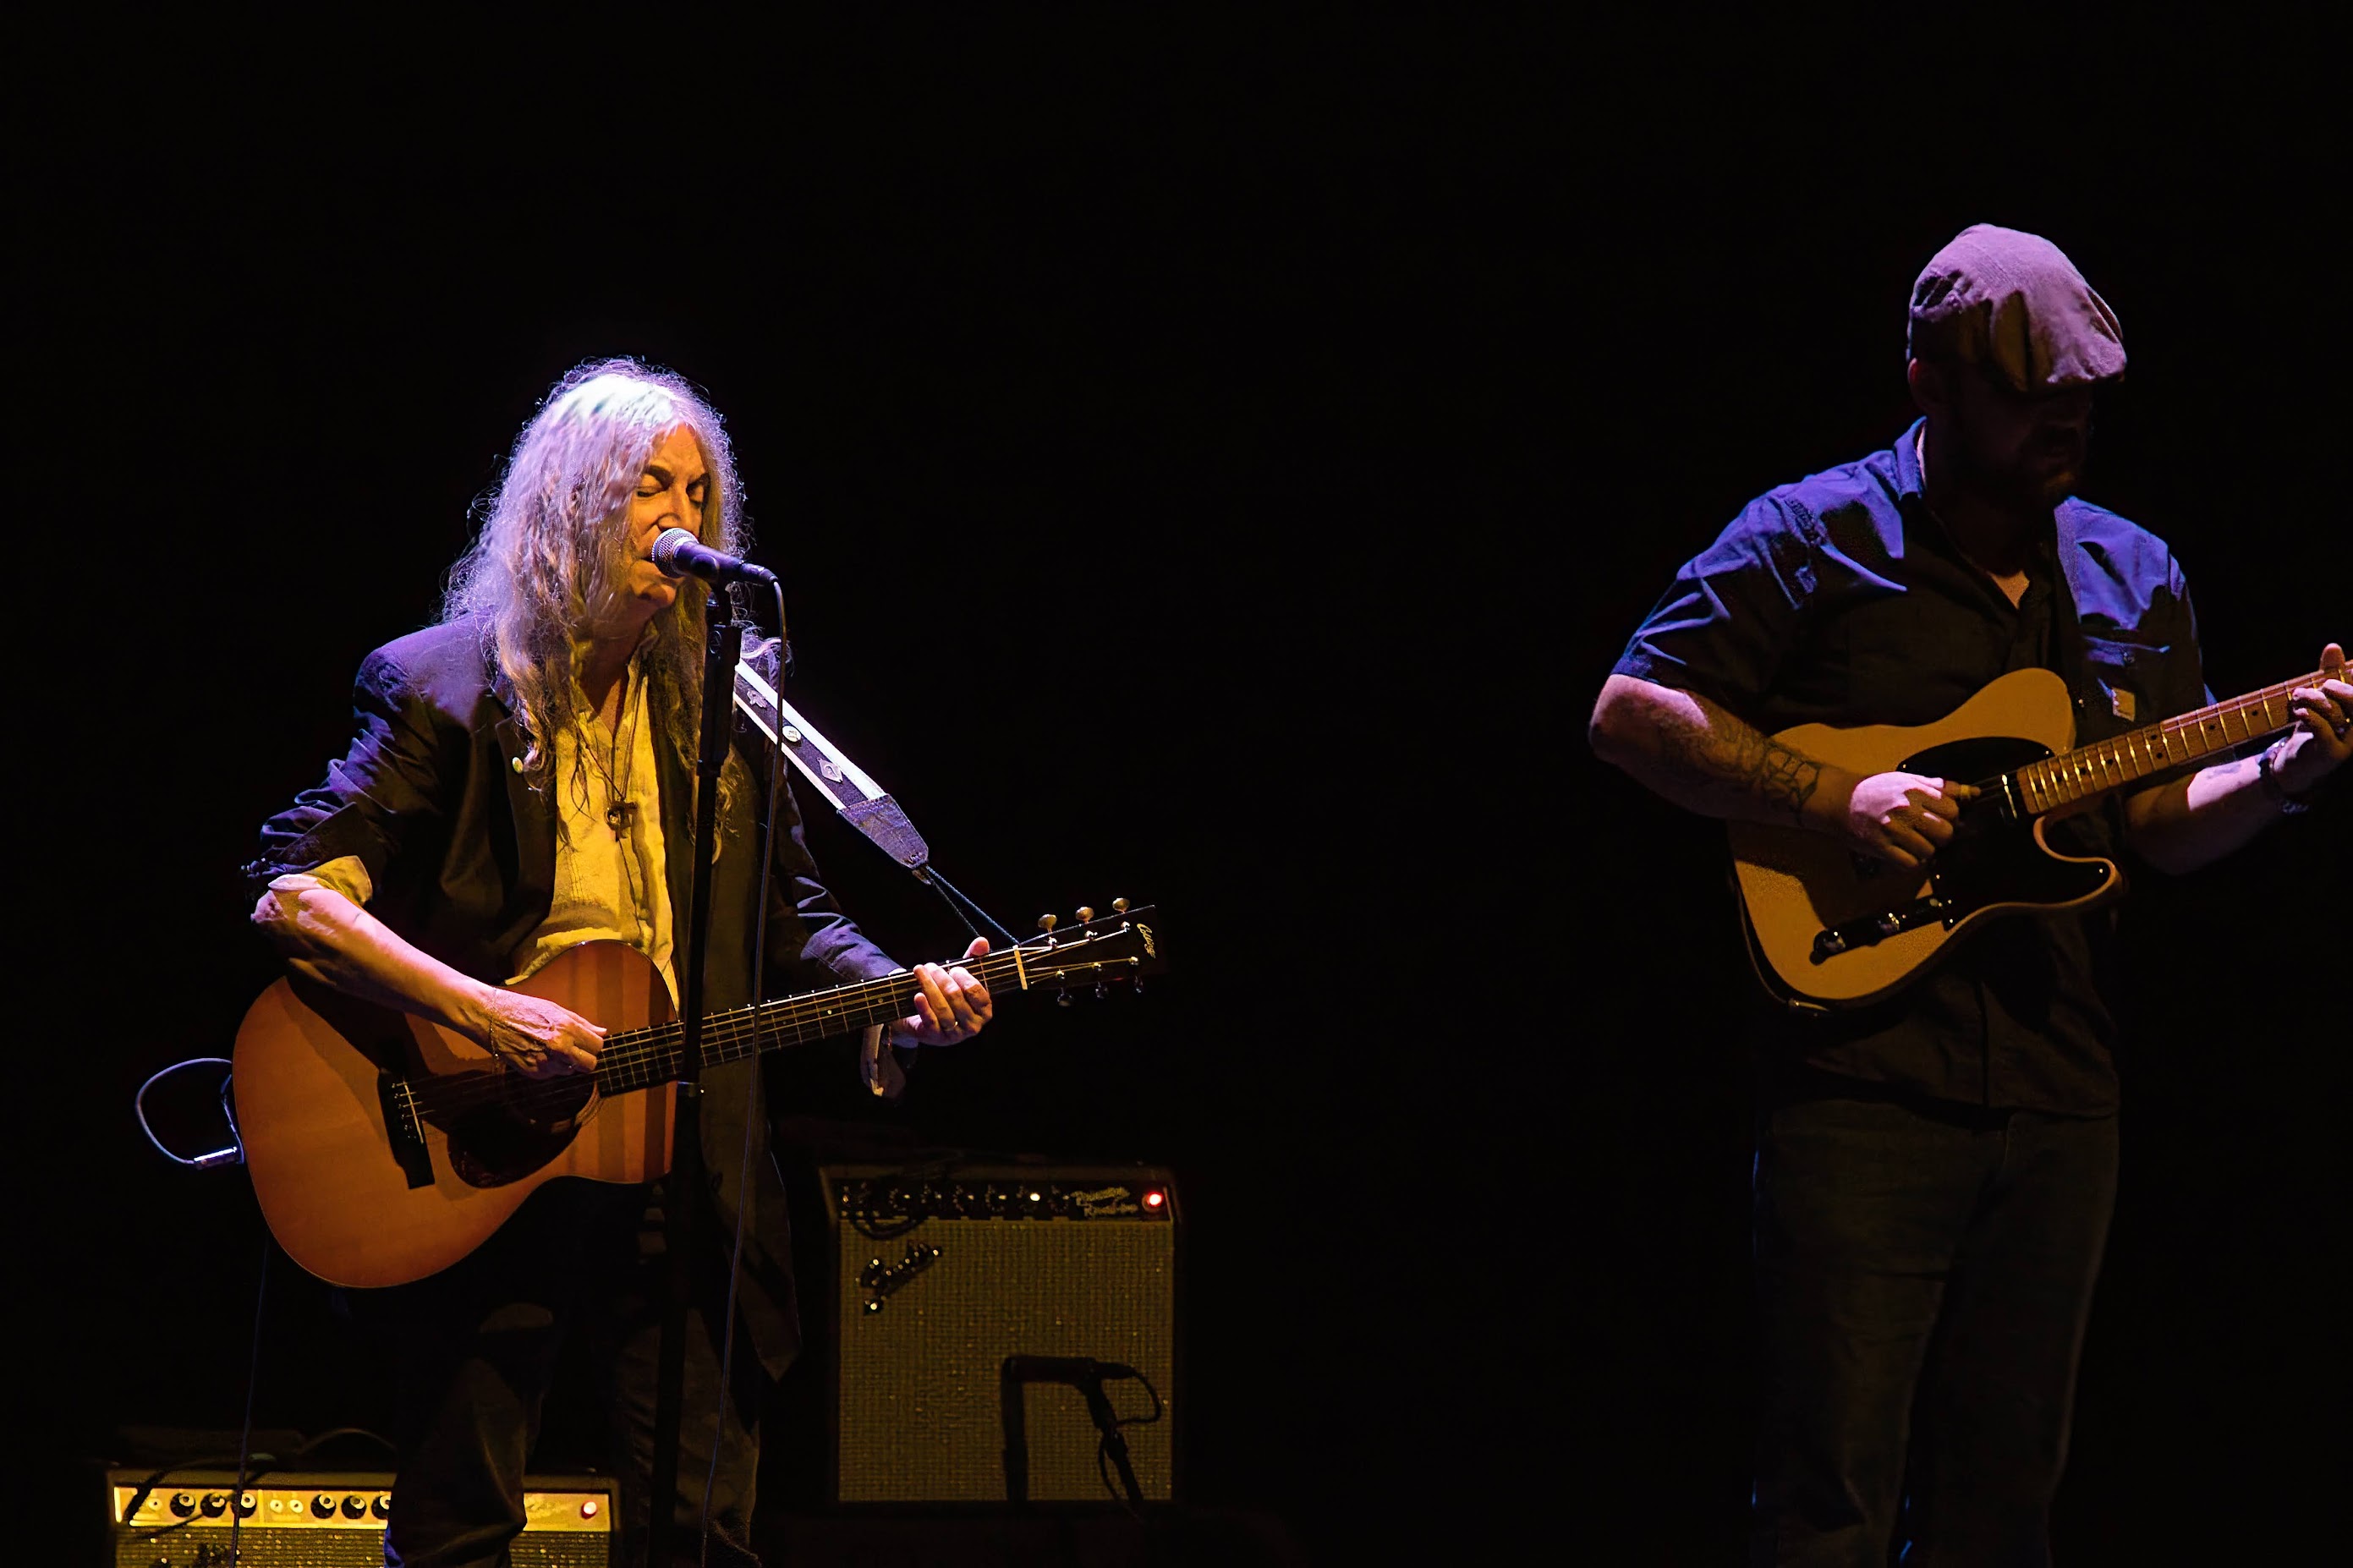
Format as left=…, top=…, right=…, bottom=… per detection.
left=314, top=1494, right=337, bottom=1517
left=169, top=1493, right=195, bottom=1518
left=200, top=1494, right=228, bottom=1517
left=372, top=1493, right=392, bottom=1520
left=341, top=1494, right=368, bottom=1519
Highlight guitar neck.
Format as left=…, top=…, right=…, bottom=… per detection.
left=2016, top=667, right=2329, bottom=815
left=590, top=949, right=1030, bottom=1098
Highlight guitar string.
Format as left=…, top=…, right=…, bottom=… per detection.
left=398, top=941, right=1136, bottom=1122
left=402, top=958, right=1026, bottom=1121
left=405, top=990, right=933, bottom=1121
left=2026, top=699, right=2294, bottom=806
left=2016, top=671, right=2323, bottom=809
left=1984, top=678, right=2310, bottom=814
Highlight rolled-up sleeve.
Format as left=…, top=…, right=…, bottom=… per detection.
left=1614, top=496, right=1818, bottom=721
left=265, top=854, right=376, bottom=907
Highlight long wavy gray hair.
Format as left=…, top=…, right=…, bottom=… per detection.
left=446, top=359, right=766, bottom=825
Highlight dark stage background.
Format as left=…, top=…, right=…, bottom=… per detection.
left=26, top=19, right=2345, bottom=1564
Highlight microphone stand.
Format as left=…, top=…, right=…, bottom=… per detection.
left=1000, top=1357, right=1146, bottom=1509
left=645, top=588, right=735, bottom=1568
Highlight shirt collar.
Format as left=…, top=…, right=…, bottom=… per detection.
left=1898, top=417, right=2060, bottom=598
left=1892, top=416, right=1928, bottom=502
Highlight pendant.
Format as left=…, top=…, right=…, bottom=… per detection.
left=606, top=802, right=637, bottom=839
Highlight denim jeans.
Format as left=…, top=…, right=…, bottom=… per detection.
left=1749, top=1085, right=2119, bottom=1567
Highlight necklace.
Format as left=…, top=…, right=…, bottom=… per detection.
left=578, top=672, right=639, bottom=841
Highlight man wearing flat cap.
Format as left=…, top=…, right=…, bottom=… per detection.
left=1589, top=225, right=2349, bottom=1563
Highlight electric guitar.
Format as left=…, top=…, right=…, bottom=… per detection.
left=1730, top=655, right=2342, bottom=1011
left=232, top=904, right=1163, bottom=1287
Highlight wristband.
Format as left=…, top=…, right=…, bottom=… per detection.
left=2257, top=743, right=2312, bottom=815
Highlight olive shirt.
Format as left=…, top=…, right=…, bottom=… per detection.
left=1614, top=420, right=2211, bottom=1114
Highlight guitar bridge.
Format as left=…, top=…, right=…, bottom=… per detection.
left=1811, top=895, right=1955, bottom=962
left=378, top=1073, right=434, bottom=1190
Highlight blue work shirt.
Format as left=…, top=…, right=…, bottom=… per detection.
left=1615, top=420, right=2210, bottom=1114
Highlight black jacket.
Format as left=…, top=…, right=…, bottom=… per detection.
left=244, top=617, right=897, bottom=1376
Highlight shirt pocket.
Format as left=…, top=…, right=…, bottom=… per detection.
left=2080, top=632, right=2169, bottom=731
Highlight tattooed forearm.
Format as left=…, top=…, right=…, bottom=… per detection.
left=1752, top=736, right=1823, bottom=820
left=1650, top=696, right=1823, bottom=824
left=1590, top=674, right=1846, bottom=829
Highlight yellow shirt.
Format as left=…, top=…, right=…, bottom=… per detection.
left=288, top=658, right=680, bottom=1001
left=514, top=659, right=679, bottom=1002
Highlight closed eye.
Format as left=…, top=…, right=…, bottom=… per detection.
left=637, top=464, right=709, bottom=503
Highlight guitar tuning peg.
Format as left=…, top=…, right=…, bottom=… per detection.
left=1076, top=906, right=1094, bottom=924
left=1038, top=914, right=1058, bottom=934
left=1056, top=989, right=1074, bottom=1007
left=1112, top=897, right=1129, bottom=914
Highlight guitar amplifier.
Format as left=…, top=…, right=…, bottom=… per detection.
left=106, top=1470, right=617, bottom=1566
left=820, top=1162, right=1179, bottom=1504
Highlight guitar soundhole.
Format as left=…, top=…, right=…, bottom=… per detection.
left=436, top=1072, right=596, bottom=1190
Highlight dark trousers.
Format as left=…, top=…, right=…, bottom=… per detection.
left=361, top=1180, right=770, bottom=1568
left=1749, top=1087, right=2119, bottom=1567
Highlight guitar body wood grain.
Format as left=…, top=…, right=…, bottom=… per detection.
left=233, top=941, right=677, bottom=1289
left=1728, top=667, right=2126, bottom=1009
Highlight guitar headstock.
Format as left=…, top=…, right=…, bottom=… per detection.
left=1014, top=900, right=1166, bottom=1001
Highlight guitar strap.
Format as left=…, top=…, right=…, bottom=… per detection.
left=730, top=659, right=932, bottom=872
left=729, top=660, right=937, bottom=1097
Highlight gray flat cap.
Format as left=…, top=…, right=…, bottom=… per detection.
left=1908, top=224, right=2125, bottom=393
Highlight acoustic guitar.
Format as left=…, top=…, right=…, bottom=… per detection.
left=1730, top=655, right=2342, bottom=1011
left=233, top=905, right=1162, bottom=1287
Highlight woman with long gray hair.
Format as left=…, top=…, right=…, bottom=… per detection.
left=247, top=358, right=992, bottom=1566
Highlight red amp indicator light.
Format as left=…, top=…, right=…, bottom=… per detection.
left=1143, top=1189, right=1166, bottom=1209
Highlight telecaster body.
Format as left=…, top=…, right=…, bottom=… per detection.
left=1728, top=650, right=2339, bottom=1009
left=1730, top=667, right=2118, bottom=1009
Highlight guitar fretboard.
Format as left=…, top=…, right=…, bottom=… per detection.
left=2017, top=667, right=2331, bottom=814
left=589, top=949, right=1031, bottom=1097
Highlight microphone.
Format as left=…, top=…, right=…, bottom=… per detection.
left=650, top=527, right=778, bottom=587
